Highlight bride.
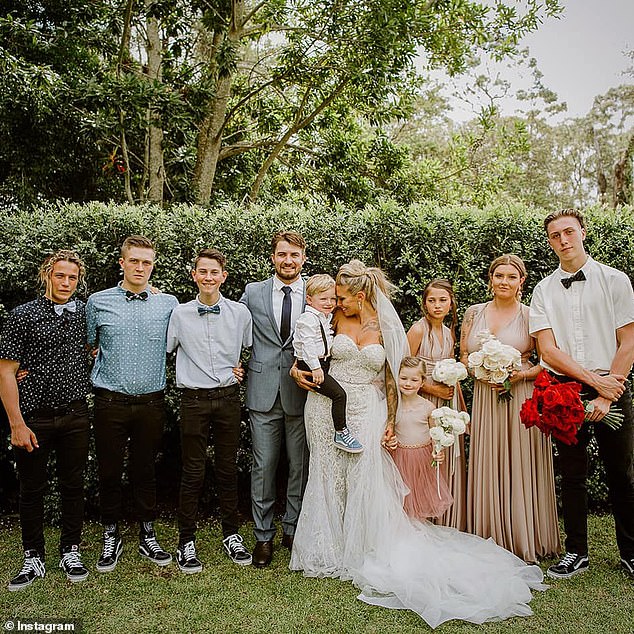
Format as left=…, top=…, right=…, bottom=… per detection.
left=289, top=260, right=545, bottom=629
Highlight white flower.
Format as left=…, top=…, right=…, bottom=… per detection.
left=432, top=359, right=468, bottom=387
left=429, top=426, right=445, bottom=442
left=467, top=350, right=485, bottom=368
left=490, top=368, right=508, bottom=384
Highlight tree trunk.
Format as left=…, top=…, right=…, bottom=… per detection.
left=612, top=131, right=634, bottom=207
left=248, top=81, right=349, bottom=204
left=192, top=0, right=244, bottom=206
left=145, top=6, right=164, bottom=204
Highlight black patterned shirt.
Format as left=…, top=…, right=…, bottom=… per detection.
left=0, top=296, right=92, bottom=415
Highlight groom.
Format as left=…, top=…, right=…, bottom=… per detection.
left=240, top=231, right=309, bottom=567
left=530, top=208, right=634, bottom=579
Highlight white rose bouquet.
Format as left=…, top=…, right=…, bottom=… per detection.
left=429, top=406, right=470, bottom=498
left=467, top=331, right=522, bottom=402
left=431, top=358, right=468, bottom=405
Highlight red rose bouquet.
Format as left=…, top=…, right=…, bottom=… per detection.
left=520, top=370, right=623, bottom=445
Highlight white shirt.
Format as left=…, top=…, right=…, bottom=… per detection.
left=272, top=276, right=304, bottom=337
left=529, top=257, right=634, bottom=373
left=293, top=306, right=334, bottom=370
left=167, top=294, right=253, bottom=389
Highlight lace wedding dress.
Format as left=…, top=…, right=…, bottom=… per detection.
left=290, top=334, right=545, bottom=629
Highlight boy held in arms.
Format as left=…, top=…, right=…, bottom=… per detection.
left=293, top=274, right=362, bottom=453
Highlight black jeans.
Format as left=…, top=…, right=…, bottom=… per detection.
left=297, top=358, right=347, bottom=432
left=93, top=389, right=166, bottom=524
left=555, top=381, right=634, bottom=559
left=178, top=385, right=242, bottom=542
left=14, top=403, right=90, bottom=555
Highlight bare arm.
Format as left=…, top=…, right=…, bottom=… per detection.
left=459, top=306, right=475, bottom=369
left=534, top=328, right=626, bottom=421
left=406, top=321, right=423, bottom=356
left=0, top=359, right=38, bottom=451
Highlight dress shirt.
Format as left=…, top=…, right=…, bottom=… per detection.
left=529, top=257, right=634, bottom=373
left=292, top=306, right=334, bottom=370
left=167, top=294, right=252, bottom=389
left=272, top=276, right=304, bottom=337
left=0, top=296, right=91, bottom=414
left=86, top=283, right=178, bottom=395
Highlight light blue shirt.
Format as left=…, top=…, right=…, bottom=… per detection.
left=86, top=284, right=178, bottom=395
left=167, top=294, right=252, bottom=389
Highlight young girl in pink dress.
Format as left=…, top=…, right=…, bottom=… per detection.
left=391, top=356, right=452, bottom=521
left=406, top=279, right=467, bottom=529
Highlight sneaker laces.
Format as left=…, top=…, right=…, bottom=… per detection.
left=225, top=534, right=246, bottom=553
left=181, top=541, right=196, bottom=560
left=19, top=553, right=45, bottom=578
left=61, top=549, right=83, bottom=569
left=142, top=534, right=163, bottom=555
left=102, top=532, right=118, bottom=558
left=559, top=552, right=579, bottom=566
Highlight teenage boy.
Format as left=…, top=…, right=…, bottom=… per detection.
left=240, top=231, right=309, bottom=567
left=0, top=250, right=92, bottom=590
left=293, top=273, right=361, bottom=452
left=87, top=235, right=178, bottom=572
left=530, top=208, right=634, bottom=579
left=167, top=248, right=253, bottom=572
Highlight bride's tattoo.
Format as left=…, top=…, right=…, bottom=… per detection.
left=385, top=363, right=398, bottom=428
left=361, top=318, right=380, bottom=333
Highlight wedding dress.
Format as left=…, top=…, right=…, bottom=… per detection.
left=290, top=333, right=545, bottom=629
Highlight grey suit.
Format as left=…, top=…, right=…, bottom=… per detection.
left=241, top=277, right=308, bottom=542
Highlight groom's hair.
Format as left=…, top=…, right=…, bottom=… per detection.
left=270, top=230, right=305, bottom=253
left=543, top=208, right=585, bottom=232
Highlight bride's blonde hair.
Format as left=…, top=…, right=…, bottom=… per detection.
left=336, top=260, right=396, bottom=308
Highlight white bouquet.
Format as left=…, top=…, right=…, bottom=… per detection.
left=431, top=358, right=468, bottom=388
left=467, top=330, right=521, bottom=402
left=429, top=406, right=470, bottom=498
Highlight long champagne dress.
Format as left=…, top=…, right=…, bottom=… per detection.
left=465, top=302, right=561, bottom=562
left=413, top=318, right=468, bottom=530
left=290, top=333, right=545, bottom=629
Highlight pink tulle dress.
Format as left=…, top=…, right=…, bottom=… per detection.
left=392, top=397, right=453, bottom=520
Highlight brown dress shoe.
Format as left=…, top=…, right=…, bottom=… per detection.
left=252, top=540, right=273, bottom=568
left=281, top=533, right=294, bottom=550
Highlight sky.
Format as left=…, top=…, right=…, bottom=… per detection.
left=444, top=0, right=634, bottom=122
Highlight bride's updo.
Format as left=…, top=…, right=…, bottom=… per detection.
left=336, top=260, right=396, bottom=308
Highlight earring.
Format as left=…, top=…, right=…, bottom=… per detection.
left=357, top=300, right=362, bottom=310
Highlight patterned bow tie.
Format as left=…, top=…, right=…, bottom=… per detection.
left=126, top=290, right=149, bottom=301
left=560, top=269, right=586, bottom=289
left=54, top=301, right=76, bottom=316
left=198, top=305, right=220, bottom=315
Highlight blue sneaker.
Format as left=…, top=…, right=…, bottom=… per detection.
left=333, top=427, right=363, bottom=453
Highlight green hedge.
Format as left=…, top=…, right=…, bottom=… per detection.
left=1, top=200, right=633, bottom=520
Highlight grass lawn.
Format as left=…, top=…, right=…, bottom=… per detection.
left=0, top=515, right=632, bottom=634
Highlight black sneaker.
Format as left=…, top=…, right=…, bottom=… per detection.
left=176, top=540, right=203, bottom=574
left=139, top=523, right=172, bottom=566
left=97, top=525, right=123, bottom=572
left=8, top=550, right=46, bottom=591
left=547, top=552, right=589, bottom=579
left=59, top=545, right=89, bottom=583
left=222, top=533, right=252, bottom=566
left=621, top=557, right=634, bottom=577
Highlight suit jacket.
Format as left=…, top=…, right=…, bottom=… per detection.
left=240, top=277, right=307, bottom=415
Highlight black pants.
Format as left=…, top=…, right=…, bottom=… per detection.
left=93, top=389, right=166, bottom=524
left=178, top=385, right=242, bottom=542
left=297, top=358, right=347, bottom=432
left=15, top=403, right=90, bottom=555
left=555, top=380, right=634, bottom=559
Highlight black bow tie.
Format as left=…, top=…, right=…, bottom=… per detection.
left=561, top=270, right=586, bottom=289
left=198, top=305, right=220, bottom=315
left=126, top=290, right=149, bottom=301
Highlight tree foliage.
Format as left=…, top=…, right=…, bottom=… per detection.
left=0, top=0, right=563, bottom=207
